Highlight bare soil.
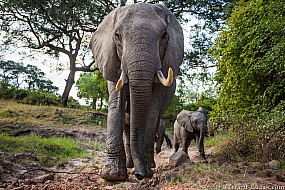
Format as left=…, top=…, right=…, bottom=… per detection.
left=1, top=125, right=285, bottom=190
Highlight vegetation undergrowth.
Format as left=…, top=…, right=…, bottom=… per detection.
left=210, top=0, right=285, bottom=163
left=0, top=132, right=87, bottom=166
left=0, top=99, right=107, bottom=129
left=204, top=134, right=230, bottom=148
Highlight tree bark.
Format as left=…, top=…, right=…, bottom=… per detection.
left=60, top=55, right=76, bottom=107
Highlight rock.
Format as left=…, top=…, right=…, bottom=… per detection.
left=169, top=150, right=189, bottom=167
left=268, top=160, right=280, bottom=170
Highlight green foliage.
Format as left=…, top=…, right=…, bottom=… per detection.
left=93, top=140, right=105, bottom=150
left=211, top=0, right=285, bottom=115
left=204, top=134, right=229, bottom=148
left=210, top=0, right=285, bottom=161
left=67, top=96, right=82, bottom=109
left=21, top=90, right=60, bottom=106
left=0, top=133, right=87, bottom=166
left=163, top=95, right=184, bottom=125
left=76, top=70, right=108, bottom=110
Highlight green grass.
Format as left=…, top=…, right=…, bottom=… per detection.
left=204, top=134, right=230, bottom=147
left=0, top=132, right=87, bottom=165
left=0, top=99, right=106, bottom=129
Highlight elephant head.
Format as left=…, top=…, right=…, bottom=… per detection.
left=90, top=3, right=184, bottom=180
left=177, top=108, right=207, bottom=132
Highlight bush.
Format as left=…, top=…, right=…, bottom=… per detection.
left=14, top=89, right=30, bottom=100
left=211, top=101, right=285, bottom=162
left=67, top=96, right=82, bottom=109
left=21, top=91, right=60, bottom=106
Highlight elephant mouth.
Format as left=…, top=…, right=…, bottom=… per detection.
left=116, top=68, right=173, bottom=92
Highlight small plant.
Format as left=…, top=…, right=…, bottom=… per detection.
left=0, top=133, right=87, bottom=165
left=116, top=183, right=127, bottom=189
left=204, top=134, right=230, bottom=147
left=93, top=140, right=105, bottom=150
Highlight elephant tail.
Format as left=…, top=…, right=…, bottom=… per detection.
left=164, top=133, right=173, bottom=149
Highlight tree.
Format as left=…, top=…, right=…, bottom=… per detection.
left=164, top=0, right=236, bottom=112
left=0, top=0, right=235, bottom=108
left=0, top=60, right=25, bottom=88
left=211, top=0, right=285, bottom=115
left=0, top=60, right=58, bottom=93
left=76, top=70, right=108, bottom=110
left=0, top=0, right=115, bottom=106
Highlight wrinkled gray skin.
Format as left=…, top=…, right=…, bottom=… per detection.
left=124, top=118, right=173, bottom=169
left=90, top=3, right=184, bottom=181
left=174, top=107, right=208, bottom=160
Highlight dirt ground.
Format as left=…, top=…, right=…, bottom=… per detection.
left=1, top=127, right=285, bottom=190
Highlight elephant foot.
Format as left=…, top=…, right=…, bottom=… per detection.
left=146, top=157, right=154, bottom=178
left=100, top=159, right=127, bottom=181
left=126, top=155, right=134, bottom=168
left=134, top=163, right=147, bottom=180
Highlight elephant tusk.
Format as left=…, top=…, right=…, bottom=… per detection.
left=116, top=71, right=126, bottom=92
left=157, top=68, right=173, bottom=87
left=116, top=79, right=123, bottom=92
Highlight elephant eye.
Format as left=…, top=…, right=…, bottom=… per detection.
left=162, top=31, right=168, bottom=39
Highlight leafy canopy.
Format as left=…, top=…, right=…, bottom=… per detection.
left=76, top=70, right=108, bottom=110
left=211, top=0, right=285, bottom=115
left=0, top=60, right=58, bottom=93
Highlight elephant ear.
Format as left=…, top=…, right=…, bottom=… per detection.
left=177, top=110, right=194, bottom=132
left=156, top=4, right=184, bottom=77
left=89, top=8, right=121, bottom=83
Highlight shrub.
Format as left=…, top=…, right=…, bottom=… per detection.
left=212, top=101, right=285, bottom=162
left=21, top=91, right=60, bottom=106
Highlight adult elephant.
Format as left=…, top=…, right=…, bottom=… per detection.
left=174, top=107, right=208, bottom=160
left=90, top=3, right=184, bottom=181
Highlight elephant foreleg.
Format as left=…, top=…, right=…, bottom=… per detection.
left=100, top=81, right=127, bottom=181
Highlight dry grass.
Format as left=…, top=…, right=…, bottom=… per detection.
left=0, top=99, right=106, bottom=131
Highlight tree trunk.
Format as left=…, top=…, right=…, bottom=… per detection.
left=60, top=57, right=76, bottom=107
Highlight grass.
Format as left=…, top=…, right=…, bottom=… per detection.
left=0, top=132, right=87, bottom=165
left=204, top=134, right=230, bottom=147
left=0, top=99, right=106, bottom=129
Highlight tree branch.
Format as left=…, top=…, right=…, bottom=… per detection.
left=75, top=60, right=98, bottom=72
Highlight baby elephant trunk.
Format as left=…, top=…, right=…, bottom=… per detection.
left=198, top=125, right=207, bottom=160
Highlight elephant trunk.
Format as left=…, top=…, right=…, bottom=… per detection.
left=198, top=125, right=206, bottom=159
left=129, top=67, right=154, bottom=179
left=126, top=52, right=157, bottom=179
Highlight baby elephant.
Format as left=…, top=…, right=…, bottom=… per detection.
left=174, top=107, right=208, bottom=160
